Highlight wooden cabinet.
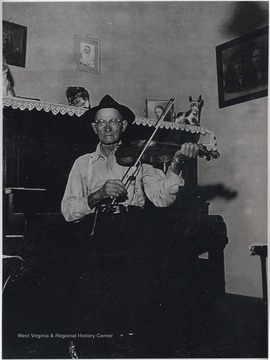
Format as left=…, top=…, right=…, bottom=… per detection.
left=3, top=98, right=95, bottom=212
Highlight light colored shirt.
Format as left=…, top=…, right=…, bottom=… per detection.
left=61, top=143, right=185, bottom=222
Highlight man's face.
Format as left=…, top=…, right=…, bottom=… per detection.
left=154, top=107, right=163, bottom=119
left=252, top=49, right=262, bottom=68
left=84, top=46, right=91, bottom=55
left=233, top=60, right=244, bottom=78
left=91, top=108, right=127, bottom=145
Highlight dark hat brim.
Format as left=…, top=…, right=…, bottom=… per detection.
left=88, top=94, right=135, bottom=124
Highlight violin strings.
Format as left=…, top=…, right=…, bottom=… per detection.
left=108, top=99, right=175, bottom=209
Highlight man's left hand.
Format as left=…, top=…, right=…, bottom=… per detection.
left=170, top=142, right=199, bottom=175
left=174, top=142, right=199, bottom=160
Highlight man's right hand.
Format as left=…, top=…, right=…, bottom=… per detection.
left=87, top=180, right=127, bottom=209
left=98, top=179, right=127, bottom=200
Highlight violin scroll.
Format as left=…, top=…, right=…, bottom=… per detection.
left=115, top=140, right=220, bottom=166
left=198, top=145, right=220, bottom=161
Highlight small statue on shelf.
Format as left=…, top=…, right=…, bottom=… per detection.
left=66, top=86, right=90, bottom=108
left=175, top=95, right=204, bottom=126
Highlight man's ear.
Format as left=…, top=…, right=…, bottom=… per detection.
left=91, top=122, right=98, bottom=134
left=121, top=120, right=128, bottom=133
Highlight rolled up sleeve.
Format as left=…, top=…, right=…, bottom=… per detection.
left=165, top=167, right=185, bottom=194
left=61, top=157, right=92, bottom=222
left=141, top=164, right=185, bottom=207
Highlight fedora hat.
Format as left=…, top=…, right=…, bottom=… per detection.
left=88, top=94, right=135, bottom=123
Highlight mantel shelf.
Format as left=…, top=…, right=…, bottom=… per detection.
left=3, top=96, right=89, bottom=117
left=134, top=116, right=212, bottom=134
left=3, top=97, right=218, bottom=151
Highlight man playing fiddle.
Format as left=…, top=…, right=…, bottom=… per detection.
left=62, top=94, right=199, bottom=220
left=61, top=94, right=200, bottom=356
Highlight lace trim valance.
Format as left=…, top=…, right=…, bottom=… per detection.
left=134, top=117, right=210, bottom=133
left=2, top=97, right=218, bottom=151
left=134, top=117, right=218, bottom=150
left=3, top=96, right=88, bottom=117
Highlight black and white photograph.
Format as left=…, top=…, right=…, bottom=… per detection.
left=146, top=98, right=175, bottom=122
left=3, top=20, right=27, bottom=67
left=216, top=26, right=268, bottom=108
left=75, top=35, right=100, bottom=74
left=2, top=2, right=268, bottom=359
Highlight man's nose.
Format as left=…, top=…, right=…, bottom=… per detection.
left=104, top=122, right=112, bottom=131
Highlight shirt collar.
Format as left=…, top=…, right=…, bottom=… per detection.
left=92, top=142, right=119, bottom=164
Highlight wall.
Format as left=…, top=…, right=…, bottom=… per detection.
left=3, top=1, right=268, bottom=298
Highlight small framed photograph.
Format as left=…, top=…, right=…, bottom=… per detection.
left=216, top=26, right=268, bottom=108
left=75, top=35, right=100, bottom=74
left=3, top=20, right=27, bottom=67
left=146, top=99, right=174, bottom=122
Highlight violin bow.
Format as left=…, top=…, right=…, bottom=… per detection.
left=106, top=98, right=175, bottom=209
left=90, top=99, right=176, bottom=223
left=121, top=98, right=175, bottom=188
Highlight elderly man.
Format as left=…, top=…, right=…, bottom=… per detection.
left=62, top=95, right=199, bottom=221
left=61, top=94, right=200, bottom=357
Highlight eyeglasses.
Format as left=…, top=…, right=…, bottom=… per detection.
left=95, top=118, right=122, bottom=129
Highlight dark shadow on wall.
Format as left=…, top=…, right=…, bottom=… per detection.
left=222, top=2, right=268, bottom=37
left=145, top=183, right=238, bottom=215
left=198, top=184, right=238, bottom=202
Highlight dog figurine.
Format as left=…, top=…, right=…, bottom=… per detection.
left=175, top=95, right=204, bottom=126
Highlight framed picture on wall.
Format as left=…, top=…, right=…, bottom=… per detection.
left=216, top=26, right=268, bottom=108
left=146, top=99, right=174, bottom=122
left=3, top=20, right=27, bottom=67
left=75, top=35, right=100, bottom=74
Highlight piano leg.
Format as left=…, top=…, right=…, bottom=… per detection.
left=208, top=247, right=226, bottom=295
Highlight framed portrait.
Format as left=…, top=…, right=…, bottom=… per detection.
left=3, top=20, right=27, bottom=67
left=216, top=26, right=268, bottom=108
left=74, top=35, right=100, bottom=74
left=146, top=99, right=174, bottom=122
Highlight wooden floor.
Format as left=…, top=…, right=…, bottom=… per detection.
left=175, top=293, right=268, bottom=358
left=2, top=238, right=267, bottom=358
left=3, top=285, right=267, bottom=359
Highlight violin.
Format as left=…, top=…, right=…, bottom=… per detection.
left=116, top=97, right=220, bottom=167
left=90, top=98, right=220, bottom=231
left=115, top=140, right=220, bottom=166
left=115, top=98, right=220, bottom=192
